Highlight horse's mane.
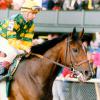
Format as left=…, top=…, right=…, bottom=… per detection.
left=31, top=34, right=68, bottom=55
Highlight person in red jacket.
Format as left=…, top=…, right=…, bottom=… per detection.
left=0, top=0, right=12, bottom=9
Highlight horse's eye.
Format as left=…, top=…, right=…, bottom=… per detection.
left=73, top=48, right=78, bottom=53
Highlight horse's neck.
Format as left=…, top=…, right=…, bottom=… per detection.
left=44, top=40, right=64, bottom=64
left=10, top=40, right=65, bottom=100
left=33, top=40, right=64, bottom=84
left=38, top=41, right=64, bottom=96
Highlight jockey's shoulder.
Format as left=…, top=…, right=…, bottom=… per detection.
left=9, top=14, right=20, bottom=20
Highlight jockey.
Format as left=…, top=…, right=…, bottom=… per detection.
left=0, top=0, right=42, bottom=76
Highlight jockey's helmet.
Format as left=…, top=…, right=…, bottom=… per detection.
left=21, top=0, right=42, bottom=14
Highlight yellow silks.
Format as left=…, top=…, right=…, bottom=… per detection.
left=14, top=23, right=20, bottom=30
left=28, top=24, right=35, bottom=32
left=2, top=20, right=9, bottom=28
left=1, top=33, right=6, bottom=38
left=8, top=39, right=32, bottom=51
left=24, top=34, right=33, bottom=38
left=20, top=33, right=25, bottom=37
left=7, top=31, right=16, bottom=36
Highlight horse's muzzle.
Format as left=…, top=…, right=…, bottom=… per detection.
left=83, top=70, right=94, bottom=81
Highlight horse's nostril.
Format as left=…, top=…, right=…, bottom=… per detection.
left=85, top=71, right=89, bottom=76
left=85, top=71, right=93, bottom=80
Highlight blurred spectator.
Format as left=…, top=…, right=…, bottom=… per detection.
left=94, top=0, right=100, bottom=10
left=88, top=0, right=94, bottom=10
left=0, top=0, right=12, bottom=9
left=89, top=32, right=100, bottom=100
left=48, top=33, right=61, bottom=40
left=52, top=67, right=74, bottom=100
left=47, top=0, right=55, bottom=10
left=42, top=0, right=49, bottom=10
left=11, top=0, right=25, bottom=10
left=52, top=2, right=62, bottom=10
left=82, top=33, right=95, bottom=48
left=32, top=38, right=45, bottom=45
left=47, top=0, right=63, bottom=10
left=62, top=0, right=91, bottom=10
left=63, top=0, right=75, bottom=10
left=82, top=33, right=96, bottom=76
left=91, top=32, right=100, bottom=79
left=62, top=0, right=82, bottom=10
left=62, top=0, right=100, bottom=10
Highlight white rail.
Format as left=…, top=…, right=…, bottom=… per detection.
left=56, top=78, right=100, bottom=83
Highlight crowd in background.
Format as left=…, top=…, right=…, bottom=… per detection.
left=43, top=0, right=100, bottom=10
left=0, top=0, right=100, bottom=10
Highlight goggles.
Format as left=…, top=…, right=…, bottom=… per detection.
left=21, top=6, right=42, bottom=14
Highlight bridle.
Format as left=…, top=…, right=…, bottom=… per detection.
left=64, top=37, right=94, bottom=76
left=28, top=37, right=94, bottom=78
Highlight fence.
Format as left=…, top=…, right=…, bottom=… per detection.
left=56, top=78, right=100, bottom=100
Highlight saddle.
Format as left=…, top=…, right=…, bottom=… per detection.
left=0, top=55, right=23, bottom=81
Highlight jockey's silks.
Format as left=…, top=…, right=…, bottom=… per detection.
left=0, top=14, right=35, bottom=51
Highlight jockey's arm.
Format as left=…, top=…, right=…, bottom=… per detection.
left=0, top=20, right=9, bottom=38
left=8, top=25, right=34, bottom=52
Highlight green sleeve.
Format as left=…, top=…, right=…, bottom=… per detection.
left=21, top=22, right=35, bottom=42
left=0, top=20, right=8, bottom=38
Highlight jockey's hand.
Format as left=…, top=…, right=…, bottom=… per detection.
left=25, top=49, right=31, bottom=57
left=2, top=61, right=11, bottom=69
left=25, top=48, right=31, bottom=53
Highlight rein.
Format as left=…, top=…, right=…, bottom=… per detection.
left=30, top=37, right=91, bottom=73
left=30, top=52, right=89, bottom=80
left=30, top=52, right=87, bottom=73
left=31, top=52, right=72, bottom=70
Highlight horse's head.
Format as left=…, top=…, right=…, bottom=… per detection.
left=60, top=28, right=93, bottom=81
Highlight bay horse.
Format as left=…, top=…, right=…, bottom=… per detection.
left=8, top=28, right=93, bottom=100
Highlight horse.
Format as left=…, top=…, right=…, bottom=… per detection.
left=8, top=28, right=93, bottom=100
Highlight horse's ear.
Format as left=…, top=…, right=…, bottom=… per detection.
left=71, top=27, right=78, bottom=41
left=79, top=28, right=84, bottom=39
left=73, top=27, right=76, bottom=35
